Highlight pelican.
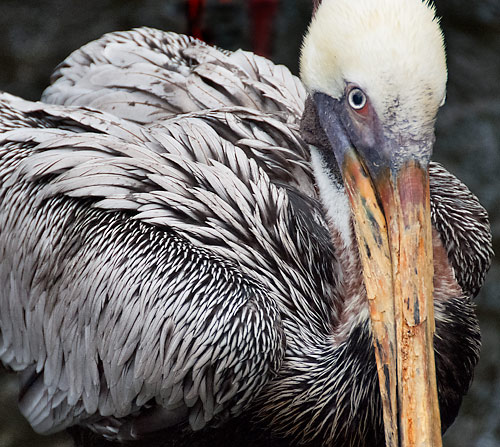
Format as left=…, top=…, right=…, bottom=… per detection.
left=0, top=0, right=492, bottom=446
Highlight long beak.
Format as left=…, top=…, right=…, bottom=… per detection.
left=343, top=149, right=442, bottom=447
left=312, top=91, right=442, bottom=446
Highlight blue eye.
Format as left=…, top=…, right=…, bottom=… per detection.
left=348, top=88, right=367, bottom=110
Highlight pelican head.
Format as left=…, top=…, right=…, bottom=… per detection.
left=301, top=0, right=447, bottom=148
left=300, top=0, right=448, bottom=444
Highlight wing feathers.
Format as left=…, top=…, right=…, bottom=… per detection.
left=0, top=26, right=331, bottom=437
left=42, top=28, right=306, bottom=124
left=0, top=94, right=292, bottom=436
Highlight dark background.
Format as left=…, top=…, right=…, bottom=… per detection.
left=0, top=1, right=498, bottom=446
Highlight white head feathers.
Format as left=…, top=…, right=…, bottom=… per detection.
left=300, top=0, right=447, bottom=130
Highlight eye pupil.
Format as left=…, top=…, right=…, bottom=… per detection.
left=348, top=88, right=367, bottom=110
left=352, top=92, right=363, bottom=105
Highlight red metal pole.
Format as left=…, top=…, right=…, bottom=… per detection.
left=187, top=0, right=206, bottom=40
left=249, top=0, right=279, bottom=57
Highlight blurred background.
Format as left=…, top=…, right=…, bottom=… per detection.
left=0, top=0, right=498, bottom=446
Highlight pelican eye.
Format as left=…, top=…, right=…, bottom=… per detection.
left=348, top=88, right=367, bottom=110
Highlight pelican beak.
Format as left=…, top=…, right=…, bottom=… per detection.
left=313, top=93, right=442, bottom=446
left=343, top=151, right=442, bottom=446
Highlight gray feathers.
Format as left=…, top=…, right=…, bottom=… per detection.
left=42, top=28, right=306, bottom=125
left=0, top=92, right=321, bottom=438
left=429, top=162, right=493, bottom=298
